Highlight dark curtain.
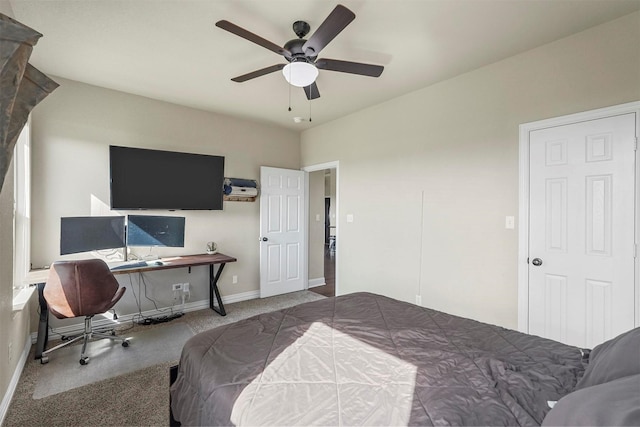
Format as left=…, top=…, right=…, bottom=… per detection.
left=0, top=13, right=58, bottom=192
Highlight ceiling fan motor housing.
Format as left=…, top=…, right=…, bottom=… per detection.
left=283, top=38, right=316, bottom=61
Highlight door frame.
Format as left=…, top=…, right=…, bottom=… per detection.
left=302, top=161, right=339, bottom=295
left=518, top=101, right=640, bottom=333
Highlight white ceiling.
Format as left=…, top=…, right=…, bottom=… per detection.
left=10, top=0, right=640, bottom=131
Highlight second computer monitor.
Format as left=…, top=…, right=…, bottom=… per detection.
left=126, top=215, right=185, bottom=247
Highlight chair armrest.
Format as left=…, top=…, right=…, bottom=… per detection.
left=109, top=286, right=126, bottom=308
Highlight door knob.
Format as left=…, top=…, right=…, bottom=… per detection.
left=261, top=237, right=268, bottom=242
left=531, top=258, right=543, bottom=266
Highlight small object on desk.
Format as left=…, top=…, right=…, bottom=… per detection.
left=206, top=241, right=218, bottom=254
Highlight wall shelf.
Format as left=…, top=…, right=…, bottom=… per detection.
left=223, top=195, right=257, bottom=202
left=223, top=177, right=259, bottom=202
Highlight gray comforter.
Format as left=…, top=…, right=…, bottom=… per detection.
left=170, top=292, right=584, bottom=426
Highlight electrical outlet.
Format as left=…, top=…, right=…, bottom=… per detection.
left=232, top=275, right=238, bottom=284
left=183, top=282, right=190, bottom=292
left=415, top=295, right=422, bottom=306
left=172, top=283, right=183, bottom=291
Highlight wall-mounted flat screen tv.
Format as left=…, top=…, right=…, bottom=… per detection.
left=109, top=146, right=225, bottom=210
left=127, top=215, right=185, bottom=247
left=60, top=216, right=126, bottom=255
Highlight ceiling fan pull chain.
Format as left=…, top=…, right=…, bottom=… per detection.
left=309, top=96, right=312, bottom=122
left=288, top=66, right=292, bottom=112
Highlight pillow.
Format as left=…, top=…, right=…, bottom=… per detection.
left=542, top=374, right=640, bottom=426
left=575, top=327, right=640, bottom=389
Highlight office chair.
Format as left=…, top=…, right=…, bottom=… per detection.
left=41, top=259, right=130, bottom=365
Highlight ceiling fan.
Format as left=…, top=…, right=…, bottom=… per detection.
left=215, top=4, right=384, bottom=100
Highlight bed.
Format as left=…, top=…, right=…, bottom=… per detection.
left=170, top=292, right=640, bottom=426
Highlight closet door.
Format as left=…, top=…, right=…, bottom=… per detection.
left=528, top=113, right=636, bottom=348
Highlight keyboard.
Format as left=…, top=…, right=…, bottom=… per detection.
left=109, top=261, right=151, bottom=271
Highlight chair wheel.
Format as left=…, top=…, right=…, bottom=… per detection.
left=40, top=356, right=49, bottom=364
left=122, top=340, right=129, bottom=347
left=79, top=357, right=89, bottom=365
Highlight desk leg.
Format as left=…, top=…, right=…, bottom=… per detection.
left=35, top=283, right=49, bottom=359
left=209, top=263, right=227, bottom=316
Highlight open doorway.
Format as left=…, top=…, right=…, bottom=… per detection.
left=304, top=162, right=338, bottom=297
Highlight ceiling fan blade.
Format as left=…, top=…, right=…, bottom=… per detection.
left=231, top=64, right=285, bottom=82
left=303, top=82, right=320, bottom=100
left=302, top=5, right=355, bottom=57
left=315, top=58, right=383, bottom=77
left=216, top=20, right=291, bottom=58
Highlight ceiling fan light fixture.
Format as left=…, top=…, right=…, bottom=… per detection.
left=282, top=61, right=318, bottom=87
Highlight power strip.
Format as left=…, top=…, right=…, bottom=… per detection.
left=136, top=312, right=184, bottom=325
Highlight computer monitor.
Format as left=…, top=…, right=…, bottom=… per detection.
left=126, top=215, right=185, bottom=247
left=60, top=216, right=126, bottom=255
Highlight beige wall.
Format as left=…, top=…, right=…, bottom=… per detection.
left=30, top=77, right=300, bottom=329
left=0, top=0, right=12, bottom=16
left=308, top=170, right=325, bottom=281
left=301, top=11, right=640, bottom=329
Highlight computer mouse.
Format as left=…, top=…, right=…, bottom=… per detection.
left=153, top=261, right=163, bottom=265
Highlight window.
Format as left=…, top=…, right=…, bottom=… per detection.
left=13, top=119, right=31, bottom=296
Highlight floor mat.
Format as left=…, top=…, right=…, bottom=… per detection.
left=33, top=322, right=193, bottom=399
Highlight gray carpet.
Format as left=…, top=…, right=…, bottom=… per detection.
left=33, top=323, right=194, bottom=399
left=4, top=290, right=325, bottom=427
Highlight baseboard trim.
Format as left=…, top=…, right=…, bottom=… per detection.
left=0, top=334, right=31, bottom=425
left=308, top=277, right=326, bottom=288
left=31, top=289, right=261, bottom=344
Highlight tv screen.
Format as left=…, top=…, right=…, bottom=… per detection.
left=127, top=215, right=185, bottom=247
left=60, top=216, right=126, bottom=255
left=109, top=146, right=225, bottom=210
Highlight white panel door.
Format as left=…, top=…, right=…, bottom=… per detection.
left=259, top=166, right=306, bottom=298
left=529, top=113, right=636, bottom=348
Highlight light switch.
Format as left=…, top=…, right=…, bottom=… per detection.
left=315, top=214, right=320, bottom=221
left=505, top=216, right=515, bottom=229
left=346, top=214, right=354, bottom=223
